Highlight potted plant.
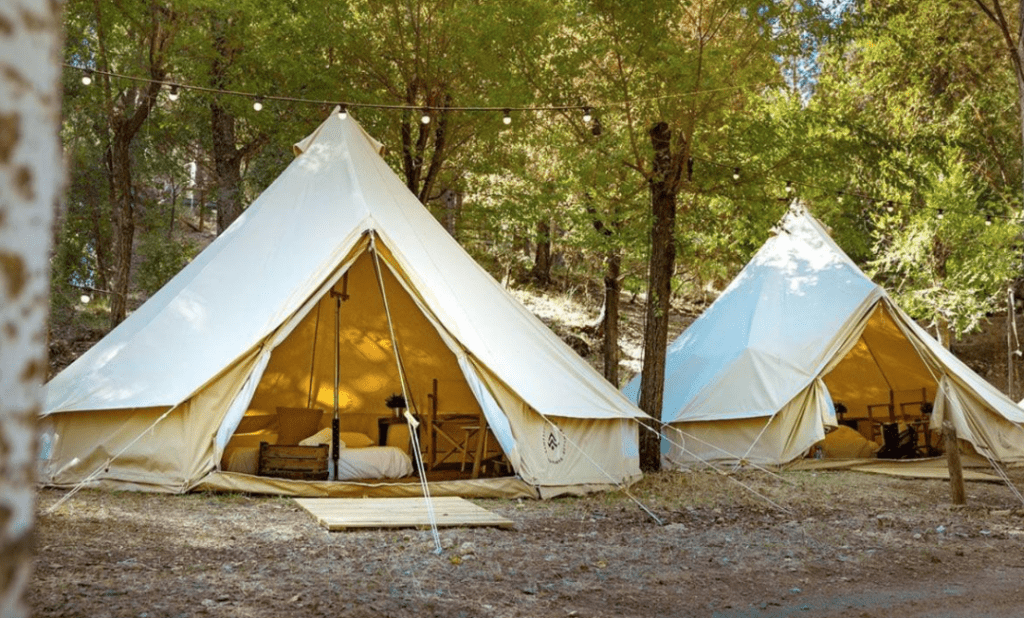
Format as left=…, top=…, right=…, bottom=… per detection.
left=385, top=393, right=407, bottom=417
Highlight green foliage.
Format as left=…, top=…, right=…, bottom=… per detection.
left=867, top=157, right=1020, bottom=337
left=52, top=0, right=1024, bottom=352
left=797, top=0, right=1022, bottom=337
left=136, top=231, right=198, bottom=296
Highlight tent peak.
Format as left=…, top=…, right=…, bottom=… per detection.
left=292, top=108, right=386, bottom=157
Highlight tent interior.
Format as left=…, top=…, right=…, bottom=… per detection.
left=220, top=245, right=510, bottom=484
left=819, top=303, right=940, bottom=459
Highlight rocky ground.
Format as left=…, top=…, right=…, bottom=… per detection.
left=31, top=467, right=1024, bottom=618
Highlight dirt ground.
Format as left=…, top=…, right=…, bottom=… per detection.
left=30, top=467, right=1024, bottom=618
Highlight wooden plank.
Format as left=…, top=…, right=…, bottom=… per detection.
left=294, top=497, right=515, bottom=530
left=263, top=458, right=326, bottom=470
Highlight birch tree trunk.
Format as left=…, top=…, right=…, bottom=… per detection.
left=0, top=1, right=62, bottom=616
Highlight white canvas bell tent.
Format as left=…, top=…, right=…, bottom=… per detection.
left=41, top=109, right=645, bottom=498
left=622, top=204, right=1024, bottom=468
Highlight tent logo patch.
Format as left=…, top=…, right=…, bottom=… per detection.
left=542, top=421, right=566, bottom=464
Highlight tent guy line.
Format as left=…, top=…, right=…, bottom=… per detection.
left=369, top=234, right=443, bottom=552
left=640, top=421, right=796, bottom=515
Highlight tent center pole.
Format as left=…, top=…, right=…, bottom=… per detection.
left=329, top=273, right=349, bottom=478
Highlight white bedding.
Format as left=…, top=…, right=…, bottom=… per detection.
left=223, top=444, right=413, bottom=480
left=334, top=446, right=413, bottom=480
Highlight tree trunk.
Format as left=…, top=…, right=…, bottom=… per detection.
left=108, top=135, right=136, bottom=326
left=440, top=188, right=461, bottom=238
left=0, top=3, right=62, bottom=615
left=400, top=89, right=451, bottom=204
left=102, top=4, right=174, bottom=327
left=586, top=201, right=624, bottom=385
left=638, top=121, right=679, bottom=472
left=211, top=102, right=245, bottom=233
left=1015, top=0, right=1024, bottom=196
left=532, top=218, right=552, bottom=285
left=89, top=164, right=110, bottom=293
left=602, top=251, right=622, bottom=385
left=208, top=15, right=266, bottom=234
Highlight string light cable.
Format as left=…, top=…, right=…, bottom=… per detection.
left=68, top=62, right=601, bottom=119
left=65, top=62, right=787, bottom=122
left=66, top=63, right=1021, bottom=222
left=689, top=152, right=1022, bottom=224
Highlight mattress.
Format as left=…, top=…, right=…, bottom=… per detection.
left=223, top=444, right=413, bottom=480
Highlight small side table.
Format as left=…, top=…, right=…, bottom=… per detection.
left=378, top=412, right=408, bottom=446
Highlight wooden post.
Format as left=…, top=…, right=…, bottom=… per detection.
left=1008, top=287, right=1015, bottom=401
left=426, top=379, right=438, bottom=470
left=943, top=420, right=966, bottom=505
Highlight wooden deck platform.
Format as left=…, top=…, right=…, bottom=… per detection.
left=293, top=496, right=515, bottom=530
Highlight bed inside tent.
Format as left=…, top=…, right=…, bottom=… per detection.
left=219, top=246, right=511, bottom=485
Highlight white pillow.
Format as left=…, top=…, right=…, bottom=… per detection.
left=300, top=427, right=343, bottom=449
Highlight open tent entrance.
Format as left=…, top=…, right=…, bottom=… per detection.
left=821, top=302, right=940, bottom=458
left=220, top=241, right=512, bottom=483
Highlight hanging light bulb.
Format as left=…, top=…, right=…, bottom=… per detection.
left=252, top=97, right=264, bottom=112
left=338, top=105, right=348, bottom=119
left=81, top=69, right=93, bottom=86
left=836, top=190, right=844, bottom=203
left=986, top=213, right=993, bottom=226
left=732, top=168, right=740, bottom=181
left=582, top=106, right=592, bottom=123
left=502, top=109, right=512, bottom=125
left=167, top=84, right=179, bottom=101
left=785, top=181, right=793, bottom=194
left=80, top=294, right=90, bottom=304
left=937, top=208, right=944, bottom=220
left=420, top=108, right=431, bottom=125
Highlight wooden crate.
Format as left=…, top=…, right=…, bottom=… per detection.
left=257, top=442, right=329, bottom=480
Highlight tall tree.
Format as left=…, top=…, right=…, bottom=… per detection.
left=191, top=1, right=312, bottom=234
left=810, top=0, right=1021, bottom=344
left=208, top=10, right=264, bottom=233
left=972, top=0, right=1024, bottom=194
left=574, top=0, right=829, bottom=470
left=71, top=0, right=180, bottom=327
left=0, top=1, right=62, bottom=615
left=329, top=0, right=509, bottom=209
